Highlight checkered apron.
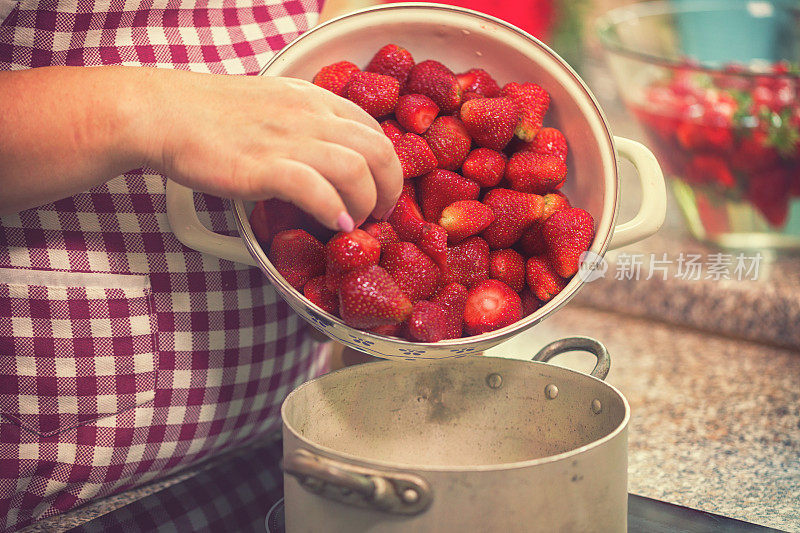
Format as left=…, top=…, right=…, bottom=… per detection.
left=0, top=1, right=327, bottom=531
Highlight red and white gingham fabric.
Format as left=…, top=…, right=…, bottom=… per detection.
left=0, top=1, right=327, bottom=531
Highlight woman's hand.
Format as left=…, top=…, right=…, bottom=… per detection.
left=0, top=66, right=403, bottom=228
left=139, top=69, right=402, bottom=229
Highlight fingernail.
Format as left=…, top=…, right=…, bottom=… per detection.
left=336, top=211, right=355, bottom=233
left=381, top=205, right=396, bottom=221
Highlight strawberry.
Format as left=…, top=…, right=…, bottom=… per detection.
left=370, top=323, right=404, bottom=337
left=459, top=97, right=517, bottom=151
left=506, top=152, right=567, bottom=194
left=394, top=133, right=438, bottom=179
left=303, top=275, right=339, bottom=315
left=501, top=82, right=550, bottom=141
left=461, top=91, right=485, bottom=103
left=462, top=148, right=507, bottom=188
left=443, top=236, right=490, bottom=288
left=542, top=208, right=595, bottom=278
left=418, top=223, right=448, bottom=271
left=526, top=256, right=566, bottom=302
left=338, top=265, right=413, bottom=328
left=403, top=60, right=462, bottom=114
left=268, top=229, right=325, bottom=290
left=380, top=242, right=440, bottom=302
left=361, top=221, right=399, bottom=248
left=731, top=129, right=779, bottom=173
left=489, top=249, right=526, bottom=292
left=456, top=68, right=501, bottom=97
left=541, top=191, right=571, bottom=219
left=380, top=119, right=405, bottom=142
left=517, top=222, right=546, bottom=257
left=366, top=44, right=415, bottom=84
left=526, top=127, right=568, bottom=161
left=422, top=116, right=471, bottom=170
left=395, top=94, right=439, bottom=134
left=407, top=301, right=452, bottom=342
left=481, top=188, right=544, bottom=249
left=439, top=200, right=495, bottom=243
left=249, top=199, right=305, bottom=247
left=325, top=229, right=381, bottom=291
left=520, top=288, right=540, bottom=316
left=419, top=170, right=481, bottom=222
left=686, top=155, right=735, bottom=188
left=463, top=279, right=523, bottom=335
left=432, top=282, right=468, bottom=339
left=313, top=61, right=359, bottom=96
left=387, top=190, right=426, bottom=242
left=343, top=71, right=400, bottom=118
left=747, top=167, right=791, bottom=227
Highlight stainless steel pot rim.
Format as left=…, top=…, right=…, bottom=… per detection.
left=233, top=2, right=620, bottom=350
left=280, top=356, right=631, bottom=473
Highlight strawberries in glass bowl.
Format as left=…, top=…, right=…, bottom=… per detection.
left=249, top=43, right=595, bottom=342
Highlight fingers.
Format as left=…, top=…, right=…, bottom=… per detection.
left=317, top=119, right=403, bottom=220
left=261, top=158, right=350, bottom=231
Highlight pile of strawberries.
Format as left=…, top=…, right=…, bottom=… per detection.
left=249, top=44, right=595, bottom=342
left=633, top=61, right=799, bottom=227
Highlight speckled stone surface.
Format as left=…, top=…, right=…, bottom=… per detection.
left=487, top=306, right=800, bottom=532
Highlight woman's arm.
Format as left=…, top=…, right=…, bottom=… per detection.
left=0, top=65, right=402, bottom=227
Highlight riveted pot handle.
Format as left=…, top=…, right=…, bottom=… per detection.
left=532, top=336, right=611, bottom=380
left=283, top=449, right=433, bottom=515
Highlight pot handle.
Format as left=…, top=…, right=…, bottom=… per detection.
left=532, top=336, right=610, bottom=380
left=165, top=180, right=257, bottom=266
left=609, top=136, right=666, bottom=250
left=283, top=448, right=433, bottom=515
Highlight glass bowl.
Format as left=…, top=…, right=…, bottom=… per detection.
left=598, top=0, right=800, bottom=250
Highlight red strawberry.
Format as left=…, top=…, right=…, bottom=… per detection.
left=432, top=282, right=468, bottom=338
left=343, top=71, right=400, bottom=118
left=517, top=222, right=546, bottom=257
left=489, top=249, right=526, bottom=292
left=462, top=148, right=507, bottom=188
left=268, top=229, right=325, bottom=290
left=506, top=152, right=567, bottom=194
left=418, top=223, right=448, bottom=271
left=747, top=167, right=791, bottom=227
left=249, top=199, right=305, bottom=247
left=526, top=127, right=568, bottom=161
left=380, top=242, right=440, bottom=302
left=419, top=170, right=481, bottom=222
left=686, top=155, right=735, bottom=188
left=422, top=116, right=471, bottom=170
left=395, top=94, right=439, bottom=134
left=463, top=279, right=523, bottom=336
left=439, top=200, right=495, bottom=243
left=394, top=133, right=438, bottom=179
left=366, top=44, right=415, bottom=84
left=501, top=82, right=550, bottom=141
left=370, top=323, right=404, bottom=337
left=381, top=119, right=405, bottom=142
left=541, top=191, right=571, bottom=219
left=361, top=221, right=399, bottom=248
left=459, top=97, right=517, bottom=150
left=526, top=256, right=566, bottom=302
left=338, top=265, right=413, bottom=328
left=407, top=301, right=452, bottom=342
left=732, top=130, right=780, bottom=173
left=542, top=208, right=595, bottom=278
left=444, top=236, right=490, bottom=288
left=481, top=188, right=544, bottom=249
left=313, top=61, right=359, bottom=96
left=403, top=60, right=462, bottom=114
left=461, top=91, right=485, bottom=103
left=303, top=275, right=338, bottom=315
left=456, top=68, right=501, bottom=97
left=387, top=191, right=426, bottom=242
left=325, top=229, right=381, bottom=291
left=520, top=288, right=540, bottom=316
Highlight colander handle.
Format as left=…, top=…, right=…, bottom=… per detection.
left=532, top=336, right=611, bottom=380
left=165, top=180, right=257, bottom=266
left=609, top=136, right=666, bottom=249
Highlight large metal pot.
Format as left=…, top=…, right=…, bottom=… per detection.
left=164, top=3, right=666, bottom=360
left=280, top=337, right=630, bottom=532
